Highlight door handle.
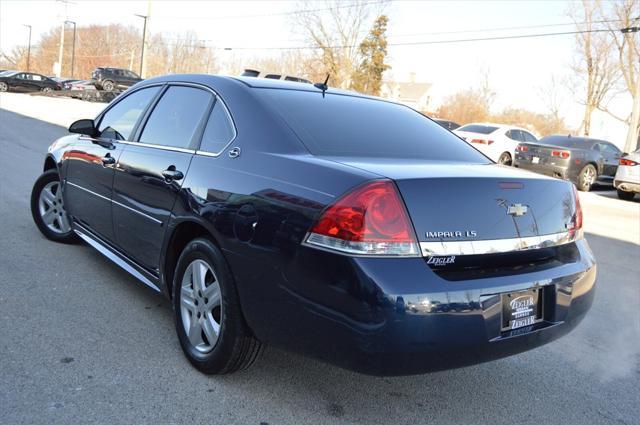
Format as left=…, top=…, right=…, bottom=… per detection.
left=102, top=154, right=116, bottom=165
left=162, top=167, right=184, bottom=182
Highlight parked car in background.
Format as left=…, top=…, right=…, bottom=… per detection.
left=30, top=74, right=594, bottom=376
left=614, top=148, right=640, bottom=200
left=514, top=135, right=622, bottom=191
left=52, top=77, right=80, bottom=89
left=0, top=71, right=61, bottom=93
left=453, top=123, right=538, bottom=165
left=433, top=118, right=460, bottom=131
left=91, top=67, right=142, bottom=91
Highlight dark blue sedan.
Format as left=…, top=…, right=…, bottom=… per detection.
left=30, top=75, right=596, bottom=375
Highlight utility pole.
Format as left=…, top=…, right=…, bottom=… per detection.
left=22, top=24, right=32, bottom=71
left=622, top=25, right=640, bottom=153
left=135, top=0, right=152, bottom=78
left=57, top=20, right=65, bottom=77
left=135, top=14, right=148, bottom=77
left=55, top=0, right=74, bottom=77
left=65, top=20, right=76, bottom=78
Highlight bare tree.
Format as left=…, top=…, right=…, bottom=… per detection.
left=295, top=0, right=385, bottom=89
left=596, top=0, right=640, bottom=152
left=570, top=0, right=620, bottom=136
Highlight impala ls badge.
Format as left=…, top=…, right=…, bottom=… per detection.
left=507, top=203, right=528, bottom=217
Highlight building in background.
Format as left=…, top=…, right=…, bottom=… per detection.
left=380, top=73, right=432, bottom=112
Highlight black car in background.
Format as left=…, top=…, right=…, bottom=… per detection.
left=30, top=75, right=595, bottom=376
left=433, top=118, right=461, bottom=131
left=91, top=67, right=142, bottom=91
left=514, top=135, right=622, bottom=191
left=0, top=71, right=61, bottom=93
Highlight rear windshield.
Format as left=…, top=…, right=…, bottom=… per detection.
left=457, top=124, right=499, bottom=134
left=539, top=136, right=596, bottom=148
left=259, top=89, right=489, bottom=162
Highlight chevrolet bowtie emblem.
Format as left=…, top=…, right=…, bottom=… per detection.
left=507, top=203, right=528, bottom=216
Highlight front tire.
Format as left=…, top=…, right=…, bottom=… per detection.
left=617, top=189, right=635, bottom=200
left=30, top=170, right=78, bottom=243
left=576, top=164, right=597, bottom=192
left=173, top=237, right=262, bottom=374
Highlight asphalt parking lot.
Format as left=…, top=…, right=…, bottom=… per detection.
left=1, top=95, right=639, bottom=425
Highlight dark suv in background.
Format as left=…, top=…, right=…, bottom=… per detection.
left=91, top=67, right=142, bottom=92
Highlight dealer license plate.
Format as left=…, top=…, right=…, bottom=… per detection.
left=501, top=289, right=541, bottom=331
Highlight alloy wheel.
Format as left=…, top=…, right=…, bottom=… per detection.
left=582, top=167, right=595, bottom=188
left=180, top=259, right=222, bottom=353
left=0, top=82, right=8, bottom=92
left=42, top=87, right=52, bottom=93
left=38, top=181, right=71, bottom=234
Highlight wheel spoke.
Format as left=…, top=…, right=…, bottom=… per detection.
left=42, top=208, right=56, bottom=225
left=41, top=187, right=56, bottom=206
left=202, top=315, right=220, bottom=345
left=188, top=319, right=204, bottom=346
left=57, top=214, right=71, bottom=233
left=203, top=283, right=221, bottom=308
left=180, top=287, right=196, bottom=312
left=192, top=262, right=207, bottom=291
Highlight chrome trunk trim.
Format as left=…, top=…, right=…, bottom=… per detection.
left=420, top=230, right=581, bottom=257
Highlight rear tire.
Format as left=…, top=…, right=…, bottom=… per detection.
left=0, top=82, right=8, bottom=92
left=173, top=237, right=262, bottom=374
left=576, top=164, right=597, bottom=192
left=30, top=170, right=78, bottom=243
left=41, top=87, right=52, bottom=93
left=616, top=189, right=635, bottom=200
left=101, top=80, right=115, bottom=92
left=498, top=152, right=512, bottom=166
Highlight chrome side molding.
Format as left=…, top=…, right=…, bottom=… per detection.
left=420, top=230, right=582, bottom=257
left=74, top=228, right=161, bottom=292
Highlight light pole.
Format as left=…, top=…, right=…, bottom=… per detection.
left=22, top=24, right=32, bottom=71
left=64, top=20, right=76, bottom=78
left=135, top=14, right=148, bottom=77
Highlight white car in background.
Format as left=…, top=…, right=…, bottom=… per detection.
left=454, top=123, right=538, bottom=165
left=614, top=148, right=640, bottom=200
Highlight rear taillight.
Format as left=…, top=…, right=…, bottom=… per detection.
left=620, top=158, right=639, bottom=166
left=568, top=185, right=583, bottom=237
left=551, top=150, right=570, bottom=159
left=516, top=144, right=529, bottom=152
left=471, top=139, right=494, bottom=145
left=304, top=180, right=419, bottom=256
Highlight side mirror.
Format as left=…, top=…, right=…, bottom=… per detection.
left=69, top=119, right=98, bottom=137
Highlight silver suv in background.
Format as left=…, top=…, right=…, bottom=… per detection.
left=614, top=148, right=640, bottom=200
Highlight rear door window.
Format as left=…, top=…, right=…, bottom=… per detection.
left=260, top=89, right=489, bottom=162
left=199, top=100, right=236, bottom=154
left=522, top=131, right=538, bottom=143
left=97, top=86, right=161, bottom=140
left=139, top=85, right=213, bottom=149
left=506, top=130, right=523, bottom=141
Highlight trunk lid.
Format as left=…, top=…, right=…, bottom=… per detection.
left=321, top=158, right=576, bottom=243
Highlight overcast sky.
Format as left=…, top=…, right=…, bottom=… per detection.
left=0, top=0, right=633, bottom=145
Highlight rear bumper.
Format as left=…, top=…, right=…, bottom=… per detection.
left=614, top=179, right=640, bottom=193
left=513, top=157, right=570, bottom=180
left=234, top=238, right=597, bottom=376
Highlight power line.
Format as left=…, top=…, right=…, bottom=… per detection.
left=173, top=27, right=618, bottom=51
left=389, top=18, right=629, bottom=38
left=151, top=0, right=387, bottom=21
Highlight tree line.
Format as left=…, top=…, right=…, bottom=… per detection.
left=1, top=0, right=637, bottom=150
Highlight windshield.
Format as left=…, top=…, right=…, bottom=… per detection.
left=259, top=89, right=489, bottom=162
